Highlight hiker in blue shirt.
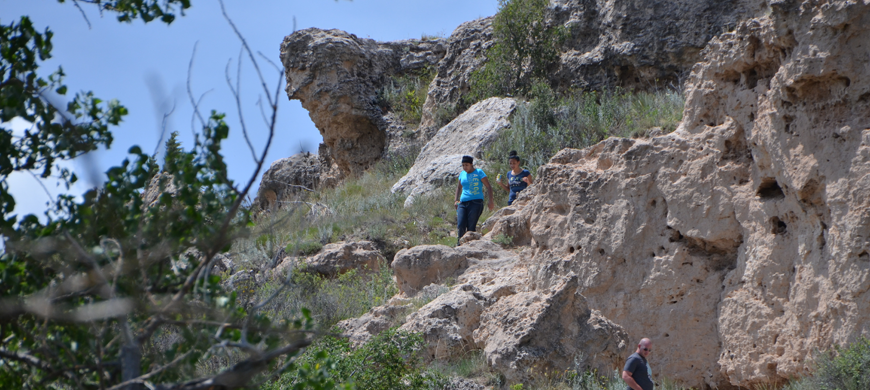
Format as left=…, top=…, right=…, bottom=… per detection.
left=454, top=155, right=495, bottom=245
left=495, top=150, right=533, bottom=206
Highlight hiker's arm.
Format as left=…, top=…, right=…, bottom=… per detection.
left=496, top=176, right=509, bottom=191
left=622, top=371, right=643, bottom=390
left=482, top=177, right=495, bottom=210
left=455, top=182, right=462, bottom=210
left=523, top=174, right=533, bottom=185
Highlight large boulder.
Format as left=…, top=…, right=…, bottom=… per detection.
left=302, top=241, right=384, bottom=277
left=391, top=97, right=516, bottom=207
left=391, top=239, right=516, bottom=295
left=399, top=284, right=488, bottom=359
left=280, top=28, right=445, bottom=179
left=472, top=275, right=629, bottom=384
left=483, top=1, right=870, bottom=387
left=255, top=152, right=320, bottom=210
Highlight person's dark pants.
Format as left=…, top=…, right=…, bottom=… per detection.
left=457, top=199, right=484, bottom=245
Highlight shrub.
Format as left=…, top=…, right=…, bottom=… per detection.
left=467, top=0, right=566, bottom=103
left=378, top=67, right=434, bottom=125
left=265, top=328, right=448, bottom=390
left=286, top=240, right=324, bottom=256
left=492, top=233, right=513, bottom=247
left=783, top=337, right=870, bottom=390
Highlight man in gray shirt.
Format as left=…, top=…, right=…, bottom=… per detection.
left=622, top=338, right=654, bottom=390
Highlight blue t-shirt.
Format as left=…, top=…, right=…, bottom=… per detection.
left=508, top=169, right=531, bottom=193
left=459, top=169, right=487, bottom=202
left=623, top=353, right=654, bottom=390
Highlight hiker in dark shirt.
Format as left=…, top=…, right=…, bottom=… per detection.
left=623, top=338, right=654, bottom=390
left=495, top=150, right=533, bottom=206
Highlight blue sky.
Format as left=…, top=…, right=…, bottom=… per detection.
left=2, top=0, right=499, bottom=220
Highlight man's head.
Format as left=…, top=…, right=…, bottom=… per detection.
left=636, top=338, right=652, bottom=358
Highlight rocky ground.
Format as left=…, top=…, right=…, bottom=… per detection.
left=245, top=0, right=870, bottom=388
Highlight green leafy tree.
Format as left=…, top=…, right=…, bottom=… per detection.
left=466, top=0, right=565, bottom=103
left=0, top=2, right=334, bottom=389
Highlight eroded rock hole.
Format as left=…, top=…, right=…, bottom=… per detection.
left=770, top=217, right=788, bottom=235
left=783, top=115, right=795, bottom=134
left=568, top=246, right=575, bottom=254
left=859, top=251, right=869, bottom=262
left=598, top=248, right=606, bottom=256
left=757, top=178, right=785, bottom=200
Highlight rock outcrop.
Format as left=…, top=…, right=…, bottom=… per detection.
left=302, top=241, right=384, bottom=277
left=548, top=0, right=761, bottom=91
left=391, top=239, right=517, bottom=296
left=473, top=275, right=629, bottom=383
left=281, top=0, right=755, bottom=169
left=400, top=284, right=488, bottom=360
left=255, top=152, right=320, bottom=210
left=280, top=29, right=445, bottom=179
left=482, top=1, right=870, bottom=387
left=418, top=17, right=494, bottom=133
left=418, top=0, right=760, bottom=136
left=391, top=97, right=516, bottom=207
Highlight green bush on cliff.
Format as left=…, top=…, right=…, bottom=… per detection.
left=378, top=67, right=435, bottom=125
left=780, top=336, right=870, bottom=390
left=467, top=0, right=566, bottom=103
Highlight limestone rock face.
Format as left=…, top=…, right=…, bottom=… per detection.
left=280, top=28, right=445, bottom=178
left=417, top=1, right=759, bottom=136
left=302, top=241, right=384, bottom=277
left=549, top=0, right=761, bottom=91
left=142, top=172, right=177, bottom=209
left=400, top=284, right=487, bottom=359
left=255, top=152, right=319, bottom=210
left=418, top=17, right=493, bottom=134
left=483, top=1, right=870, bottom=387
left=473, top=276, right=629, bottom=383
left=391, top=239, right=516, bottom=295
left=391, top=97, right=516, bottom=207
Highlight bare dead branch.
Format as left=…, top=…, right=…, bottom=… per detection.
left=70, top=0, right=93, bottom=29
left=224, top=50, right=258, bottom=162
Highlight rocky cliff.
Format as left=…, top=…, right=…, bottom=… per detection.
left=278, top=0, right=755, bottom=180
left=483, top=0, right=870, bottom=387
left=272, top=0, right=870, bottom=388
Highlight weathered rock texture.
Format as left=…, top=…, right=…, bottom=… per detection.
left=418, top=17, right=493, bottom=133
left=391, top=239, right=517, bottom=296
left=391, top=97, right=516, bottom=207
left=549, top=0, right=761, bottom=91
left=281, top=0, right=755, bottom=169
left=337, top=299, right=411, bottom=346
left=400, top=284, right=487, bottom=359
left=482, top=1, right=870, bottom=387
left=255, top=152, right=320, bottom=210
left=473, top=276, right=628, bottom=383
left=280, top=29, right=445, bottom=179
left=302, top=240, right=383, bottom=277
left=418, top=0, right=760, bottom=135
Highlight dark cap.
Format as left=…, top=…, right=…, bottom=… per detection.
left=461, top=155, right=474, bottom=164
